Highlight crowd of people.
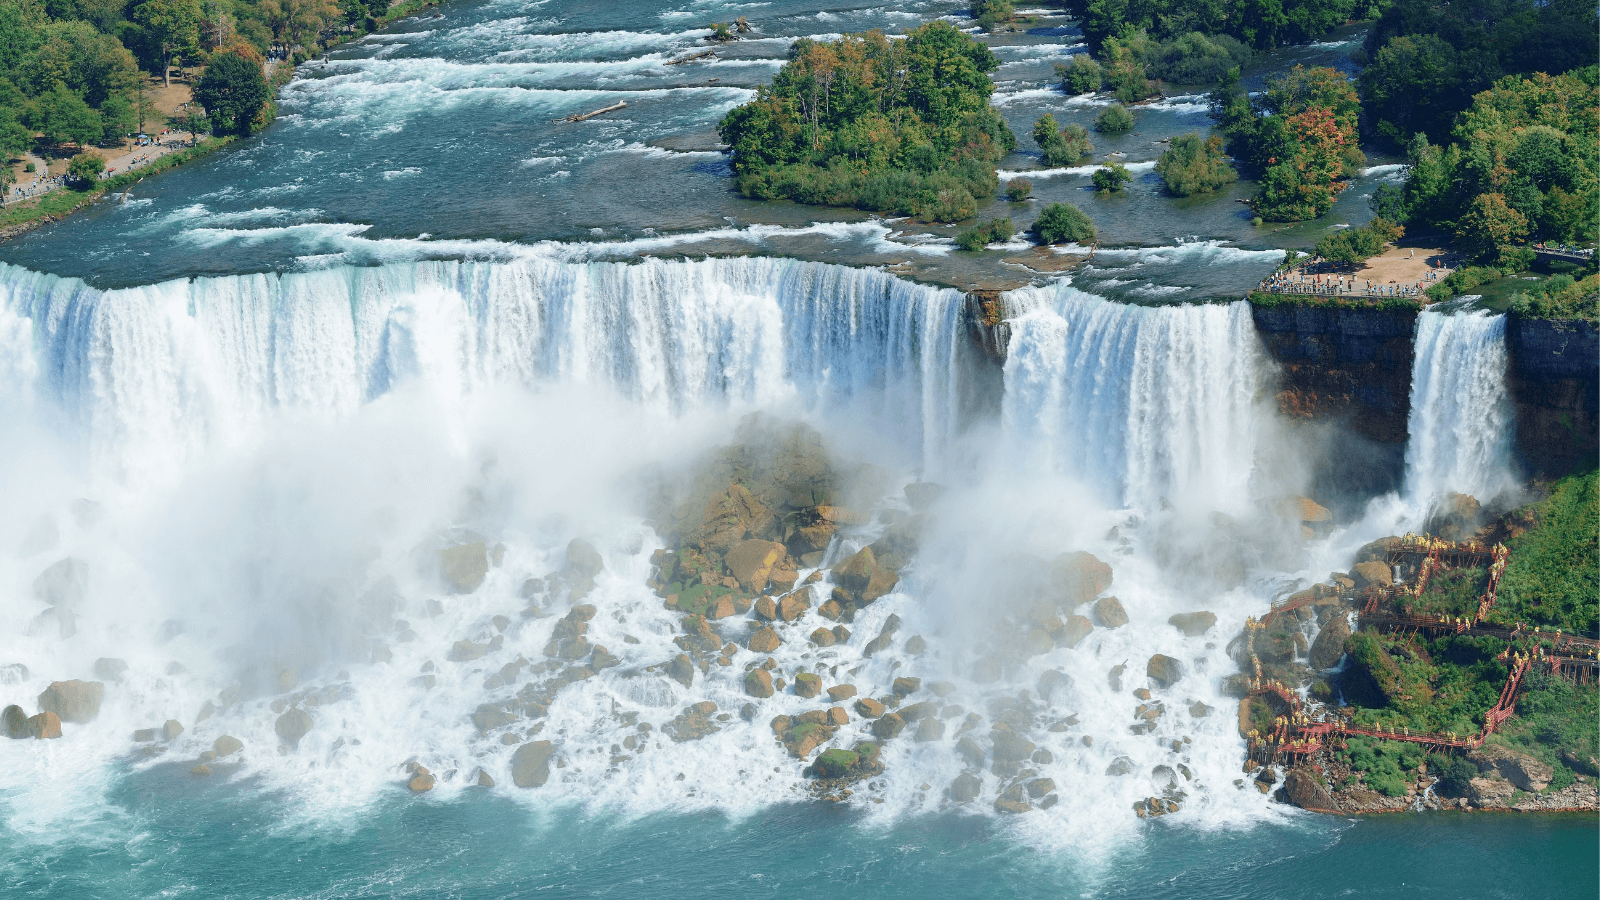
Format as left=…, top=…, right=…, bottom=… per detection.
left=1257, top=260, right=1443, bottom=299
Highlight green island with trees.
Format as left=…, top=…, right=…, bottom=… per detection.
left=717, top=22, right=1016, bottom=224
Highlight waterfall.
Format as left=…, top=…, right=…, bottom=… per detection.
left=0, top=258, right=967, bottom=479
left=1403, top=309, right=1515, bottom=505
left=999, top=282, right=1272, bottom=513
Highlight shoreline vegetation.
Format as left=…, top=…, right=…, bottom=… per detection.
left=0, top=0, right=441, bottom=241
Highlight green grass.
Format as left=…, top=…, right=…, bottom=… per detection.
left=1336, top=736, right=1424, bottom=797
left=1399, top=566, right=1488, bottom=619
left=1492, top=468, right=1599, bottom=636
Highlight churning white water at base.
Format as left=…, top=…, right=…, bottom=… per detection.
left=1403, top=309, right=1516, bottom=506
left=0, top=261, right=1321, bottom=855
left=1000, top=282, right=1273, bottom=514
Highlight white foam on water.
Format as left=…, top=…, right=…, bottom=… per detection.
left=997, top=160, right=1156, bottom=180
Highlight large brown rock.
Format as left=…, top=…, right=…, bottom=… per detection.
left=1058, top=615, right=1093, bottom=648
left=1168, top=612, right=1217, bottom=637
left=1470, top=744, right=1553, bottom=792
left=745, top=668, right=774, bottom=698
left=1284, top=767, right=1336, bottom=811
left=3, top=705, right=28, bottom=739
left=438, top=542, right=489, bottom=594
left=747, top=626, right=782, bottom=653
left=871, top=712, right=906, bottom=740
left=1350, top=560, right=1392, bottom=591
left=38, top=680, right=104, bottom=724
left=668, top=654, right=695, bottom=687
left=1467, top=775, right=1515, bottom=807
left=948, top=772, right=981, bottom=802
left=1423, top=493, right=1481, bottom=543
left=1051, top=551, right=1112, bottom=605
left=1093, top=596, right=1128, bottom=628
left=274, top=708, right=314, bottom=749
left=831, top=547, right=899, bottom=603
left=512, top=740, right=555, bottom=787
left=684, top=483, right=776, bottom=552
left=1309, top=615, right=1351, bottom=670
left=725, top=540, right=785, bottom=592
left=27, top=711, right=62, bottom=739
left=1146, top=655, right=1182, bottom=689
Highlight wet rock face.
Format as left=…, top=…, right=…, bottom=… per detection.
left=1093, top=596, right=1128, bottom=628
left=1422, top=493, right=1482, bottom=543
left=1284, top=767, right=1336, bottom=811
left=3, top=705, right=29, bottom=739
left=1146, top=655, right=1182, bottom=690
left=1506, top=315, right=1598, bottom=476
left=438, top=541, right=489, bottom=594
left=948, top=772, right=982, bottom=802
left=1309, top=615, right=1350, bottom=670
left=37, top=680, right=104, bottom=724
left=275, top=708, right=314, bottom=749
left=1168, top=612, right=1216, bottom=637
left=1350, top=560, right=1392, bottom=591
left=28, top=712, right=62, bottom=739
left=1470, top=745, right=1553, bottom=792
left=512, top=741, right=555, bottom=788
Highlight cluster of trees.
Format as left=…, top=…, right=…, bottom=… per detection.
left=1153, top=131, right=1236, bottom=196
left=1507, top=273, right=1599, bottom=323
left=1054, top=33, right=1160, bottom=101
left=1057, top=0, right=1361, bottom=55
left=971, top=0, right=1015, bottom=31
left=1092, top=162, right=1130, bottom=192
left=1059, top=29, right=1252, bottom=99
left=717, top=23, right=1016, bottom=223
left=955, top=216, right=1014, bottom=250
left=1094, top=103, right=1132, bottom=134
left=1357, top=0, right=1595, bottom=148
left=1, top=0, right=391, bottom=190
left=1312, top=217, right=1403, bottom=266
left=1213, top=65, right=1363, bottom=221
left=1032, top=201, right=1096, bottom=244
left=1376, top=69, right=1598, bottom=263
left=1031, top=114, right=1092, bottom=166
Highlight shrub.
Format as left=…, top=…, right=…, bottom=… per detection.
left=1057, top=55, right=1103, bottom=94
left=1313, top=217, right=1404, bottom=267
left=1033, top=202, right=1096, bottom=244
left=1092, top=163, right=1132, bottom=192
left=974, top=0, right=1014, bottom=30
left=67, top=152, right=105, bottom=188
left=1155, top=132, right=1238, bottom=196
left=1508, top=274, right=1599, bottom=323
left=1095, top=103, right=1134, bottom=134
left=1033, top=114, right=1093, bottom=166
left=1145, top=31, right=1252, bottom=85
left=956, top=217, right=1015, bottom=250
left=1004, top=178, right=1033, bottom=201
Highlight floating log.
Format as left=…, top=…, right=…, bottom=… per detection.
left=557, top=101, right=627, bottom=123
left=117, top=179, right=142, bottom=203
left=666, top=50, right=715, bottom=65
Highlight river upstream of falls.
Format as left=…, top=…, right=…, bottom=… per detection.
left=0, top=1, right=1593, bottom=898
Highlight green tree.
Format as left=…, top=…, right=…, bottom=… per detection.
left=1033, top=201, right=1096, bottom=244
left=1358, top=34, right=1455, bottom=146
left=67, top=149, right=104, bottom=185
left=1094, top=103, right=1134, bottom=133
left=1455, top=193, right=1529, bottom=262
left=1057, top=55, right=1101, bottom=94
left=29, top=81, right=102, bottom=147
left=1033, top=114, right=1093, bottom=166
left=973, top=0, right=1014, bottom=31
left=132, top=0, right=202, bottom=87
left=1004, top=177, right=1032, bottom=200
left=1155, top=132, right=1237, bottom=195
left=1092, top=162, right=1132, bottom=191
left=98, top=92, right=134, bottom=143
left=193, top=50, right=267, bottom=134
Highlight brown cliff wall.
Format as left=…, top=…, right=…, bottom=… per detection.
left=1506, top=316, right=1598, bottom=477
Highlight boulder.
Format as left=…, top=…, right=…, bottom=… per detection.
left=214, top=735, right=244, bottom=757
left=1104, top=756, right=1135, bottom=776
left=1093, top=596, right=1128, bottom=628
left=93, top=658, right=128, bottom=682
left=3, top=705, right=29, bottom=739
left=1038, top=670, right=1073, bottom=704
left=1309, top=616, right=1351, bottom=670
left=725, top=540, right=785, bottom=592
left=1470, top=744, right=1554, bottom=792
left=1146, top=655, right=1182, bottom=690
left=812, top=748, right=859, bottom=778
left=27, top=712, right=62, bottom=739
left=948, top=772, right=982, bottom=802
left=1026, top=777, right=1055, bottom=799
left=794, top=673, right=821, bottom=699
left=991, top=731, right=1035, bottom=761
left=915, top=717, right=945, bottom=742
left=37, top=680, right=104, bottom=724
left=449, top=640, right=489, bottom=662
left=1288, top=497, right=1332, bottom=524
left=826, top=684, right=857, bottom=702
left=1422, top=493, right=1481, bottom=543
left=744, top=668, right=774, bottom=698
left=33, top=557, right=89, bottom=607
left=777, top=593, right=809, bottom=623
left=747, top=626, right=782, bottom=653
left=1284, top=767, right=1336, bottom=811
left=438, top=542, right=489, bottom=594
left=565, top=538, right=604, bottom=586
left=892, top=677, right=921, bottom=697
left=871, top=712, right=906, bottom=740
left=511, top=740, right=556, bottom=788
left=827, top=706, right=849, bottom=727
left=274, top=708, right=314, bottom=749
left=1350, top=560, right=1392, bottom=591
left=163, top=719, right=184, bottom=741
left=1051, top=551, right=1112, bottom=605
left=831, top=547, right=899, bottom=603
left=753, top=597, right=777, bottom=621
left=1058, top=615, right=1093, bottom=648
left=668, top=654, right=696, bottom=688
left=809, top=627, right=836, bottom=647
left=854, top=697, right=886, bottom=718
left=903, top=482, right=945, bottom=511
left=1467, top=775, right=1515, bottom=807
left=408, top=768, right=435, bottom=792
left=1168, top=612, right=1217, bottom=637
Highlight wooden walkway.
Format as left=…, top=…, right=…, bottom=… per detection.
left=1243, top=536, right=1598, bottom=765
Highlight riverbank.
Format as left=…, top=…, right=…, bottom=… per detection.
left=0, top=0, right=442, bottom=243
